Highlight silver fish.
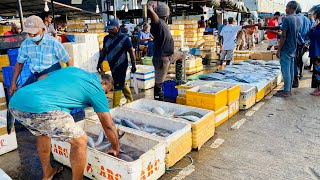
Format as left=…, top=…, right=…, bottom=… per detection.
left=94, top=130, right=104, bottom=146
left=87, top=136, right=95, bottom=148
left=150, top=107, right=165, bottom=115
left=121, top=119, right=140, bottom=130
left=176, top=115, right=200, bottom=122
left=118, top=153, right=134, bottom=162
left=95, top=143, right=112, bottom=151
left=178, top=111, right=203, bottom=118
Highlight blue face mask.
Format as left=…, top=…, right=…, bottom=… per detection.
left=30, top=34, right=42, bottom=42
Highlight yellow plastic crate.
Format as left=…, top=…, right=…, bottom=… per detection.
left=215, top=106, right=229, bottom=127
left=256, top=88, right=265, bottom=102
left=205, top=82, right=241, bottom=105
left=238, top=84, right=256, bottom=110
left=171, top=30, right=184, bottom=36
left=186, top=86, right=228, bottom=111
left=185, top=29, right=198, bottom=34
left=185, top=24, right=198, bottom=29
left=198, top=28, right=205, bottom=33
left=185, top=33, right=198, bottom=38
left=191, top=111, right=215, bottom=149
left=176, top=96, right=186, bottom=105
left=166, top=131, right=192, bottom=168
left=169, top=24, right=185, bottom=30
left=228, top=100, right=239, bottom=118
left=176, top=80, right=209, bottom=97
left=0, top=55, right=10, bottom=68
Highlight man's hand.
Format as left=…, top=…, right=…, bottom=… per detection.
left=106, top=148, right=119, bottom=157
left=9, top=83, right=17, bottom=95
left=97, top=63, right=103, bottom=72
left=131, top=66, right=137, bottom=74
left=313, top=19, right=320, bottom=28
left=276, top=50, right=280, bottom=59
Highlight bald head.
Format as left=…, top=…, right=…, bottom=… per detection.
left=157, top=4, right=170, bottom=20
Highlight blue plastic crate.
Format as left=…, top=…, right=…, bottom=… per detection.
left=190, top=48, right=200, bottom=55
left=70, top=108, right=84, bottom=115
left=2, top=66, right=32, bottom=88
left=147, top=41, right=154, bottom=56
left=7, top=48, right=19, bottom=66
left=162, top=80, right=178, bottom=99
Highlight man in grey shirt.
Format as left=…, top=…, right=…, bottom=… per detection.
left=275, top=1, right=301, bottom=97
left=41, top=12, right=57, bottom=38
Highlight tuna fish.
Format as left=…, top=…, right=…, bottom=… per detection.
left=121, top=119, right=140, bottom=130
left=87, top=136, right=95, bottom=148
left=94, top=130, right=104, bottom=146
left=7, top=110, right=15, bottom=134
left=177, top=111, right=203, bottom=118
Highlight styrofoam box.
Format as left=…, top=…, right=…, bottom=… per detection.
left=51, top=119, right=166, bottom=180
left=0, top=168, right=11, bottom=180
left=73, top=34, right=99, bottom=52
left=0, top=125, right=18, bottom=155
left=123, top=98, right=215, bottom=150
left=130, top=65, right=155, bottom=89
left=62, top=43, right=88, bottom=67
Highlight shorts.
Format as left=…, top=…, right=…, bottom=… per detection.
left=268, top=38, right=278, bottom=47
left=153, top=50, right=183, bottom=84
left=220, top=50, right=234, bottom=61
left=9, top=108, right=85, bottom=142
left=139, top=45, right=147, bottom=51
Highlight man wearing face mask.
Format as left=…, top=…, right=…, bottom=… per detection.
left=97, top=19, right=136, bottom=108
left=9, top=67, right=119, bottom=180
left=9, top=15, right=73, bottom=95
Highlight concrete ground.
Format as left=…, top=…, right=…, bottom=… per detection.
left=1, top=45, right=320, bottom=179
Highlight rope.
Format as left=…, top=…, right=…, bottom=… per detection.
left=166, top=155, right=194, bottom=171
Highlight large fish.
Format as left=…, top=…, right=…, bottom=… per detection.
left=94, top=130, right=104, bottom=146
left=121, top=119, right=140, bottom=130
left=7, top=110, right=15, bottom=134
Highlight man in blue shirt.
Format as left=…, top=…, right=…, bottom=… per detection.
left=10, top=15, right=73, bottom=95
left=275, top=1, right=301, bottom=97
left=97, top=19, right=137, bottom=107
left=138, top=23, right=154, bottom=57
left=9, top=67, right=119, bottom=180
left=293, top=5, right=311, bottom=87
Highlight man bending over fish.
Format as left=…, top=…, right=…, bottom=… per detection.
left=8, top=67, right=120, bottom=180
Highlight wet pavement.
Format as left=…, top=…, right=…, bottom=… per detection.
left=1, top=46, right=320, bottom=179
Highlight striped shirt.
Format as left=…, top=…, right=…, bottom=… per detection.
left=103, top=33, right=132, bottom=72
left=17, top=34, right=70, bottom=73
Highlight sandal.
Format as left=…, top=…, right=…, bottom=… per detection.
left=274, top=91, right=291, bottom=97
left=44, top=165, right=63, bottom=180
left=310, top=90, right=320, bottom=96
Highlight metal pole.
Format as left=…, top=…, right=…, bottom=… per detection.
left=17, top=0, right=24, bottom=31
left=107, top=0, right=110, bottom=21
left=142, top=4, right=147, bottom=22
left=51, top=0, right=56, bottom=29
left=113, top=0, right=117, bottom=19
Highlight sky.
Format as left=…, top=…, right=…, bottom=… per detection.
left=275, top=0, right=320, bottom=11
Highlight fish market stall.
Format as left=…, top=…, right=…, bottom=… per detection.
left=88, top=108, right=192, bottom=168
left=123, top=98, right=215, bottom=150
left=51, top=119, right=166, bottom=180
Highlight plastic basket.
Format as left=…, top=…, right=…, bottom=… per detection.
left=190, top=48, right=200, bottom=55
left=0, top=33, right=28, bottom=50
left=7, top=48, right=19, bottom=66
left=2, top=66, right=31, bottom=88
left=162, top=80, right=178, bottom=99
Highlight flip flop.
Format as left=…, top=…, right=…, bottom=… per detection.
left=310, top=90, right=320, bottom=96
left=274, top=91, right=291, bottom=97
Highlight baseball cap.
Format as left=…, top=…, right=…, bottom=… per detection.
left=23, top=15, right=46, bottom=34
left=106, top=19, right=119, bottom=30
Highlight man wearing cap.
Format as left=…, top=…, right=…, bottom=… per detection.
left=9, top=15, right=73, bottom=95
left=97, top=19, right=136, bottom=107
left=148, top=2, right=184, bottom=101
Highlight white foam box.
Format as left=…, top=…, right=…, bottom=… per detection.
left=62, top=42, right=88, bottom=67
left=107, top=108, right=192, bottom=168
left=130, top=65, right=155, bottom=90
left=0, top=124, right=18, bottom=155
left=0, top=168, right=11, bottom=180
left=172, top=34, right=184, bottom=41
left=73, top=34, right=100, bottom=52
left=51, top=119, right=166, bottom=180
left=123, top=98, right=215, bottom=150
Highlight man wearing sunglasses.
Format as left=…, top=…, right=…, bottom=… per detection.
left=9, top=15, right=73, bottom=95
left=9, top=67, right=119, bottom=180
left=97, top=19, right=137, bottom=108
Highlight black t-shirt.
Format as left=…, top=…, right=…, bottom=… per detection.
left=151, top=19, right=174, bottom=57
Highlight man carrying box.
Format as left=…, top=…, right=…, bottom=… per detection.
left=9, top=15, right=73, bottom=95
left=9, top=67, right=120, bottom=180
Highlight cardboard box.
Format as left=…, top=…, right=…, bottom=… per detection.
left=250, top=51, right=278, bottom=60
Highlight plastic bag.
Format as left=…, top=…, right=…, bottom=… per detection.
left=132, top=73, right=139, bottom=95
left=302, top=51, right=310, bottom=66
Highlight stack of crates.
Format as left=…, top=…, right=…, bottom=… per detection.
left=184, top=20, right=198, bottom=48
left=87, top=23, right=105, bottom=33
left=233, top=50, right=251, bottom=62
left=169, top=24, right=185, bottom=51
left=175, top=80, right=210, bottom=105
left=203, top=35, right=217, bottom=51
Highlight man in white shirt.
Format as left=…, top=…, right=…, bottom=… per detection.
left=219, top=17, right=257, bottom=69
